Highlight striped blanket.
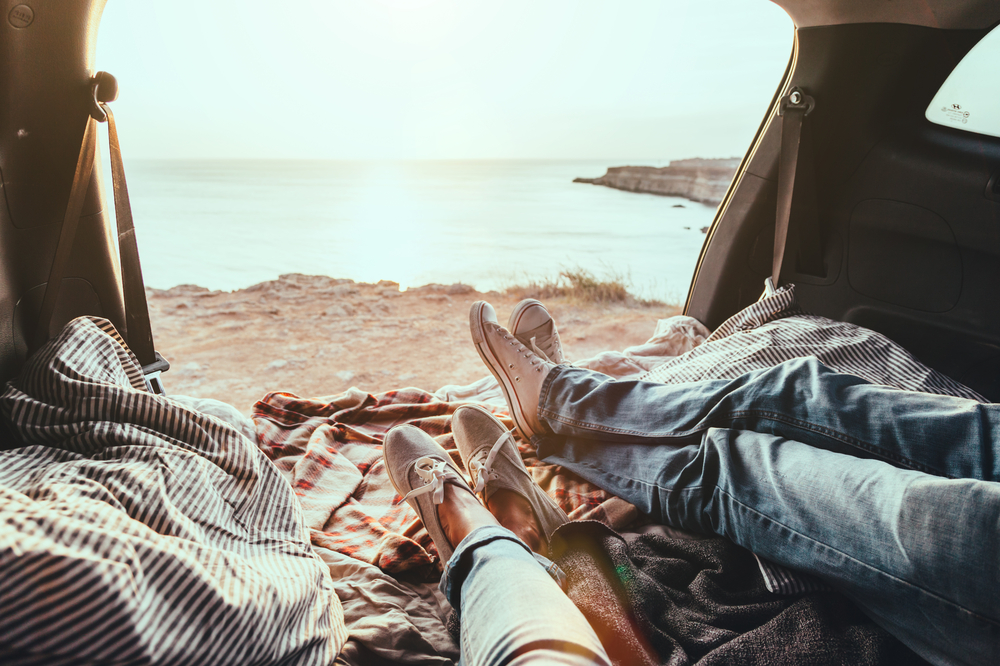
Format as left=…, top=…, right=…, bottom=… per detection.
left=0, top=318, right=345, bottom=665
left=639, top=285, right=985, bottom=400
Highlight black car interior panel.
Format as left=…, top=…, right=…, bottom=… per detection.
left=687, top=19, right=1000, bottom=401
left=0, top=0, right=121, bottom=387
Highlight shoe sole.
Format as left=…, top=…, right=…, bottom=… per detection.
left=469, top=301, right=535, bottom=441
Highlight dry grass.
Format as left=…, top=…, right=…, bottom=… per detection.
left=503, top=267, right=666, bottom=307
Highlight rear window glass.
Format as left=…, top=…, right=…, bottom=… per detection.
left=925, top=24, right=1000, bottom=139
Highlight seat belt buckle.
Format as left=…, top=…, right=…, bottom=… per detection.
left=759, top=277, right=779, bottom=301
left=763, top=277, right=778, bottom=297
left=778, top=87, right=815, bottom=117
left=142, top=351, right=170, bottom=395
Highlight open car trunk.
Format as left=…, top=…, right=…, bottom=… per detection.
left=3, top=2, right=1000, bottom=664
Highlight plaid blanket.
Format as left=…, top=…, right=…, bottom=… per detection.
left=252, top=388, right=633, bottom=574
left=255, top=284, right=987, bottom=586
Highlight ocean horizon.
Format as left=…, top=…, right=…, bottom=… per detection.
left=123, top=159, right=716, bottom=303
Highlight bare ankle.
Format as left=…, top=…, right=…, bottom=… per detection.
left=487, top=489, right=548, bottom=557
left=436, top=484, right=500, bottom=549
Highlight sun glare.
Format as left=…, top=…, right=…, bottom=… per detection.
left=95, top=1, right=792, bottom=295
left=97, top=1, right=791, bottom=160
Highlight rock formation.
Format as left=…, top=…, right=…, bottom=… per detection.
left=574, top=158, right=740, bottom=205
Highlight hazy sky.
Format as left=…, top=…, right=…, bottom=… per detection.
left=96, top=1, right=792, bottom=160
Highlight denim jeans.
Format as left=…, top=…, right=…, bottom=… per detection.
left=534, top=357, right=1000, bottom=666
left=441, top=524, right=610, bottom=666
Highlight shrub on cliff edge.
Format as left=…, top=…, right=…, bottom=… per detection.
left=505, top=267, right=664, bottom=307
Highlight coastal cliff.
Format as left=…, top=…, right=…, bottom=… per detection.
left=574, top=158, right=740, bottom=205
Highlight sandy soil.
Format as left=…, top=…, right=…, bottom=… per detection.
left=147, top=274, right=681, bottom=413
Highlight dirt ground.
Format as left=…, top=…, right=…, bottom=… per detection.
left=147, top=274, right=681, bottom=413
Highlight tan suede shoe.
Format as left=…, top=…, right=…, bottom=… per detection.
left=469, top=301, right=553, bottom=440
left=383, top=424, right=475, bottom=563
left=508, top=299, right=567, bottom=364
left=453, top=404, right=569, bottom=541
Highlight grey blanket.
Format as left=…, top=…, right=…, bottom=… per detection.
left=550, top=521, right=928, bottom=666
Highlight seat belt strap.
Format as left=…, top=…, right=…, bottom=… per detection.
left=34, top=72, right=168, bottom=393
left=100, top=102, right=157, bottom=369
left=769, top=87, right=816, bottom=293
left=32, top=116, right=99, bottom=351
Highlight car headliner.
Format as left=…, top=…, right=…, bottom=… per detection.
left=771, top=0, right=1000, bottom=30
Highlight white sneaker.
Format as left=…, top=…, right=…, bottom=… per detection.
left=508, top=299, right=567, bottom=364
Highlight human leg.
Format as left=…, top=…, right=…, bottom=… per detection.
left=537, top=356, right=1000, bottom=481
left=443, top=525, right=609, bottom=666
left=467, top=300, right=1000, bottom=662
left=467, top=302, right=1000, bottom=663
left=541, top=425, right=1000, bottom=666
left=383, top=426, right=609, bottom=666
left=452, top=403, right=570, bottom=556
left=471, top=299, right=1000, bottom=481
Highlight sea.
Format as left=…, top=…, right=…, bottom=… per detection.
left=123, top=160, right=716, bottom=303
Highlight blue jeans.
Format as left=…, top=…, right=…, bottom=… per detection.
left=441, top=525, right=611, bottom=666
left=534, top=357, right=1000, bottom=666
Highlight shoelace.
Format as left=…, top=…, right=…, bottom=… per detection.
left=497, top=326, right=544, bottom=374
left=528, top=333, right=561, bottom=363
left=402, top=456, right=451, bottom=504
left=469, top=428, right=517, bottom=494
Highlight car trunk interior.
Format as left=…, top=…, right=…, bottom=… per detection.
left=3, top=2, right=1000, bottom=659
left=687, top=13, right=1000, bottom=401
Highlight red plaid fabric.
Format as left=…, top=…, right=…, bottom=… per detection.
left=252, top=387, right=627, bottom=574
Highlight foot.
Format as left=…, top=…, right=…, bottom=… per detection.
left=435, top=482, right=501, bottom=550
left=484, top=488, right=548, bottom=557
left=469, top=301, right=554, bottom=440
left=508, top=299, right=567, bottom=364
left=452, top=404, right=569, bottom=552
left=384, top=424, right=497, bottom=562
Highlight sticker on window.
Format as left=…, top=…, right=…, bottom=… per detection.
left=925, top=24, right=1000, bottom=139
